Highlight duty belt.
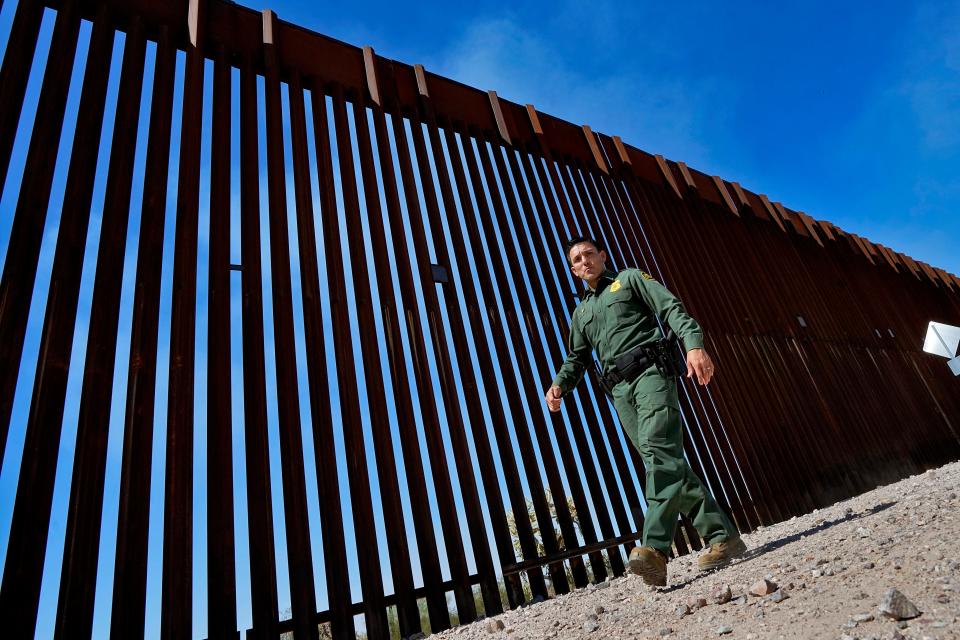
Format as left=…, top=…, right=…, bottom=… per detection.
left=595, top=331, right=688, bottom=397
left=597, top=343, right=654, bottom=394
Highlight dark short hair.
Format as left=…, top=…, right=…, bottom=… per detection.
left=564, top=236, right=604, bottom=261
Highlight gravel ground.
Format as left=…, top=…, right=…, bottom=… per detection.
left=434, top=461, right=960, bottom=640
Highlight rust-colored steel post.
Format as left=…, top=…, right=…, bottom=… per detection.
left=238, top=54, right=280, bottom=640
left=260, top=12, right=320, bottom=640
left=206, top=43, right=239, bottom=640
left=0, top=0, right=45, bottom=200
left=310, top=85, right=390, bottom=638
left=0, top=0, right=81, bottom=474
left=438, top=120, right=575, bottom=601
left=344, top=90, right=433, bottom=634
left=162, top=2, right=206, bottom=636
left=292, top=77, right=354, bottom=640
left=384, top=106, right=512, bottom=611
left=409, top=80, right=530, bottom=604
left=332, top=84, right=439, bottom=632
left=361, top=90, right=466, bottom=621
left=55, top=17, right=148, bottom=639
left=393, top=101, right=485, bottom=620
left=109, top=24, right=177, bottom=640
left=0, top=3, right=105, bottom=635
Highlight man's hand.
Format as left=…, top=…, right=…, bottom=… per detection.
left=545, top=385, right=563, bottom=412
left=686, top=348, right=715, bottom=385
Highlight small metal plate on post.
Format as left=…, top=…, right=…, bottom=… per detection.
left=362, top=46, right=381, bottom=106
left=612, top=136, right=631, bottom=165
left=654, top=154, right=682, bottom=199
left=582, top=125, right=609, bottom=174
left=711, top=176, right=739, bottom=216
left=918, top=261, right=940, bottom=285
left=935, top=268, right=956, bottom=291
left=797, top=212, right=824, bottom=246
left=676, top=161, right=696, bottom=191
left=188, top=0, right=202, bottom=47
left=730, top=182, right=751, bottom=210
left=488, top=90, right=511, bottom=145
left=262, top=9, right=276, bottom=44
left=431, top=264, right=449, bottom=284
left=414, top=64, right=430, bottom=98
left=525, top=104, right=543, bottom=135
left=758, top=194, right=786, bottom=232
left=817, top=219, right=836, bottom=241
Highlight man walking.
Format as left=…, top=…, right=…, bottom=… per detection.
left=545, top=236, right=745, bottom=586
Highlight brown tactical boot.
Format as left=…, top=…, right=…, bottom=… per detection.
left=698, top=536, right=748, bottom=571
left=628, top=546, right=668, bottom=586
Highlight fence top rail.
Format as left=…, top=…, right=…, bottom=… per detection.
left=42, top=0, right=959, bottom=288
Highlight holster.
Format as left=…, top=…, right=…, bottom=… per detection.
left=652, top=330, right=688, bottom=378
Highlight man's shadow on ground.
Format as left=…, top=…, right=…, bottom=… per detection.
left=660, top=500, right=897, bottom=593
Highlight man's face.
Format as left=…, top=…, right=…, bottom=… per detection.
left=568, top=242, right=607, bottom=284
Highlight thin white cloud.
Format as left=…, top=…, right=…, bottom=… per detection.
left=424, top=14, right=728, bottom=168
left=900, top=2, right=960, bottom=151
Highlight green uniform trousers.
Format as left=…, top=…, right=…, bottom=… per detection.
left=612, top=367, right=736, bottom=554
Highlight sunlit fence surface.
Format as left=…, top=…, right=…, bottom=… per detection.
left=1, top=1, right=959, bottom=639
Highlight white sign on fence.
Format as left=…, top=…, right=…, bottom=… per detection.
left=923, top=322, right=960, bottom=377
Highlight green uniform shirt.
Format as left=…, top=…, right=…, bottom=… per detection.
left=552, top=268, right=704, bottom=394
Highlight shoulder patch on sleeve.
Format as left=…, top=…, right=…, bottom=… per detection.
left=609, top=279, right=622, bottom=292
left=640, top=270, right=655, bottom=280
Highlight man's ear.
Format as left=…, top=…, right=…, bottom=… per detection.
left=599, top=250, right=608, bottom=264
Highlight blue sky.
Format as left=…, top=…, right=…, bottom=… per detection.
left=267, top=0, right=959, bottom=276
left=0, top=1, right=958, bottom=639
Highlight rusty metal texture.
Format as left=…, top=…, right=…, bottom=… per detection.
left=238, top=52, right=281, bottom=640
left=0, top=2, right=96, bottom=635
left=109, top=24, right=178, bottom=640
left=206, top=43, right=239, bottom=640
left=0, top=1, right=958, bottom=639
left=54, top=14, right=147, bottom=640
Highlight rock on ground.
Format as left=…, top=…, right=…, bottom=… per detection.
left=432, top=461, right=960, bottom=640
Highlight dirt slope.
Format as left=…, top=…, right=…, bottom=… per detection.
left=435, top=461, right=960, bottom=640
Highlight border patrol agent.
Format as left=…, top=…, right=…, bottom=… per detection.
left=545, top=236, right=746, bottom=586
